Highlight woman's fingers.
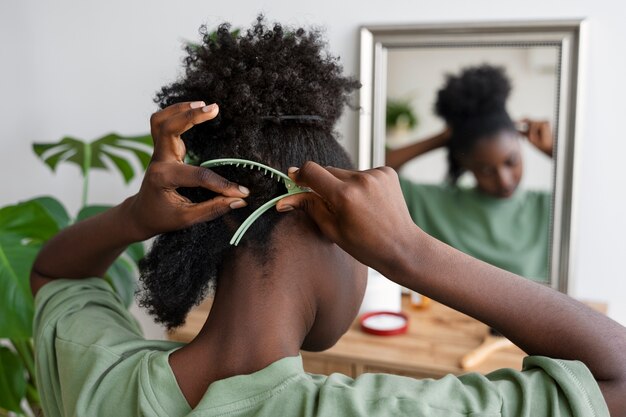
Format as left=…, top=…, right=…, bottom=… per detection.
left=530, top=122, right=541, bottom=142
left=277, top=192, right=338, bottom=239
left=150, top=101, right=206, bottom=128
left=288, top=161, right=344, bottom=198
left=151, top=103, right=220, bottom=162
left=161, top=103, right=219, bottom=137
left=324, top=166, right=356, bottom=180
left=168, top=164, right=249, bottom=198
left=184, top=196, right=248, bottom=225
left=277, top=162, right=417, bottom=273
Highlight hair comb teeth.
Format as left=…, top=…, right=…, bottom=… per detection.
left=200, top=158, right=309, bottom=246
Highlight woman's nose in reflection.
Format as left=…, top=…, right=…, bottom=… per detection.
left=495, top=168, right=517, bottom=198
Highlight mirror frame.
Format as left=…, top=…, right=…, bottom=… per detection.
left=358, top=20, right=586, bottom=293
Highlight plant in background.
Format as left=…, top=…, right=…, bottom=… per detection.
left=386, top=99, right=418, bottom=131
left=0, top=132, right=152, bottom=417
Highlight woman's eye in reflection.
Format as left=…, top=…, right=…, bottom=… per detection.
left=506, top=155, right=520, bottom=167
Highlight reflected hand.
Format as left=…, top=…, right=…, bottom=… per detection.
left=276, top=162, right=419, bottom=274
left=127, top=101, right=249, bottom=241
left=519, top=119, right=553, bottom=157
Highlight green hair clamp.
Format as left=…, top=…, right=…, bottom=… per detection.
left=200, top=158, right=309, bottom=246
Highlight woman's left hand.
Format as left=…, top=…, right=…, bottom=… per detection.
left=519, top=119, right=554, bottom=157
left=127, top=101, right=250, bottom=241
left=30, top=101, right=250, bottom=293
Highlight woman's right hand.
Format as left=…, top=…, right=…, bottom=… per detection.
left=276, top=162, right=420, bottom=275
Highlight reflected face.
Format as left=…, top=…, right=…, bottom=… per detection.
left=464, top=130, right=523, bottom=199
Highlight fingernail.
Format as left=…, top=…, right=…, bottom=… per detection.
left=230, top=199, right=247, bottom=209
left=190, top=101, right=206, bottom=109
left=238, top=185, right=250, bottom=196
left=288, top=167, right=299, bottom=174
left=202, top=103, right=217, bottom=113
left=277, top=204, right=294, bottom=212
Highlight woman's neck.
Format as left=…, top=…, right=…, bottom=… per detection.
left=195, top=254, right=315, bottom=375
left=169, top=230, right=320, bottom=407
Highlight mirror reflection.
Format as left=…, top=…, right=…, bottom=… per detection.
left=385, top=48, right=558, bottom=282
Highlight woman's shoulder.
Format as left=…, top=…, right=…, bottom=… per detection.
left=398, top=177, right=459, bottom=198
left=520, top=189, right=552, bottom=208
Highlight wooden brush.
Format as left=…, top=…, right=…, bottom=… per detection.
left=460, top=327, right=513, bottom=370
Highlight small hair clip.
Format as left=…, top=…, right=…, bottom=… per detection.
left=200, top=158, right=309, bottom=246
left=260, top=115, right=324, bottom=123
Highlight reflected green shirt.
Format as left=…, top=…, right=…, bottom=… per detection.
left=399, top=178, right=551, bottom=281
left=34, top=279, right=608, bottom=417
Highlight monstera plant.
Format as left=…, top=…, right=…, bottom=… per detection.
left=0, top=132, right=152, bottom=416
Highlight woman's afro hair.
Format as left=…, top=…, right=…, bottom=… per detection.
left=435, top=64, right=515, bottom=183
left=137, top=16, right=360, bottom=329
left=435, top=64, right=511, bottom=126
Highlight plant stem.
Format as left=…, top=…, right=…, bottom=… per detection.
left=25, top=383, right=40, bottom=407
left=26, top=340, right=34, bottom=362
left=82, top=141, right=91, bottom=207
left=82, top=172, right=89, bottom=208
left=11, top=339, right=36, bottom=387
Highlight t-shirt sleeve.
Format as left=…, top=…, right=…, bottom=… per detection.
left=490, top=356, right=610, bottom=417
left=474, top=356, right=609, bottom=416
left=398, top=176, right=426, bottom=226
left=32, top=278, right=143, bottom=416
left=33, top=277, right=144, bottom=354
left=32, top=278, right=186, bottom=417
left=319, top=356, right=608, bottom=417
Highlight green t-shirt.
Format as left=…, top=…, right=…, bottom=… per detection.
left=399, top=178, right=551, bottom=281
left=34, top=278, right=608, bottom=417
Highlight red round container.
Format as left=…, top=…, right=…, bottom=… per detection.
left=359, top=311, right=409, bottom=336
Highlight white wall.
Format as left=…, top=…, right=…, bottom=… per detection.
left=2, top=0, right=625, bottom=338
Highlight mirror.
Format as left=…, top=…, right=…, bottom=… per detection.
left=359, top=21, right=585, bottom=292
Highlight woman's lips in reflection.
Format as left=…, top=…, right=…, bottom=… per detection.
left=497, top=188, right=516, bottom=198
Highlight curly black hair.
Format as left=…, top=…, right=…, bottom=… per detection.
left=435, top=64, right=515, bottom=183
left=137, top=16, right=360, bottom=329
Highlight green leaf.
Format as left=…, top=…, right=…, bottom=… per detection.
left=31, top=197, right=70, bottom=229
left=386, top=100, right=418, bottom=129
left=92, top=133, right=153, bottom=178
left=101, top=150, right=134, bottom=184
left=0, top=200, right=61, bottom=338
left=0, top=346, right=27, bottom=413
left=33, top=145, right=73, bottom=171
left=32, top=132, right=153, bottom=183
left=106, top=256, right=136, bottom=308
left=109, top=142, right=152, bottom=170
left=125, top=242, right=145, bottom=263
left=75, top=204, right=112, bottom=222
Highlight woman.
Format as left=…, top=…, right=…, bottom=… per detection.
left=31, top=19, right=622, bottom=417
left=387, top=65, right=553, bottom=281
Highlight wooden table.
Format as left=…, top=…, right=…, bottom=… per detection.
left=303, top=296, right=526, bottom=379
left=169, top=295, right=606, bottom=379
